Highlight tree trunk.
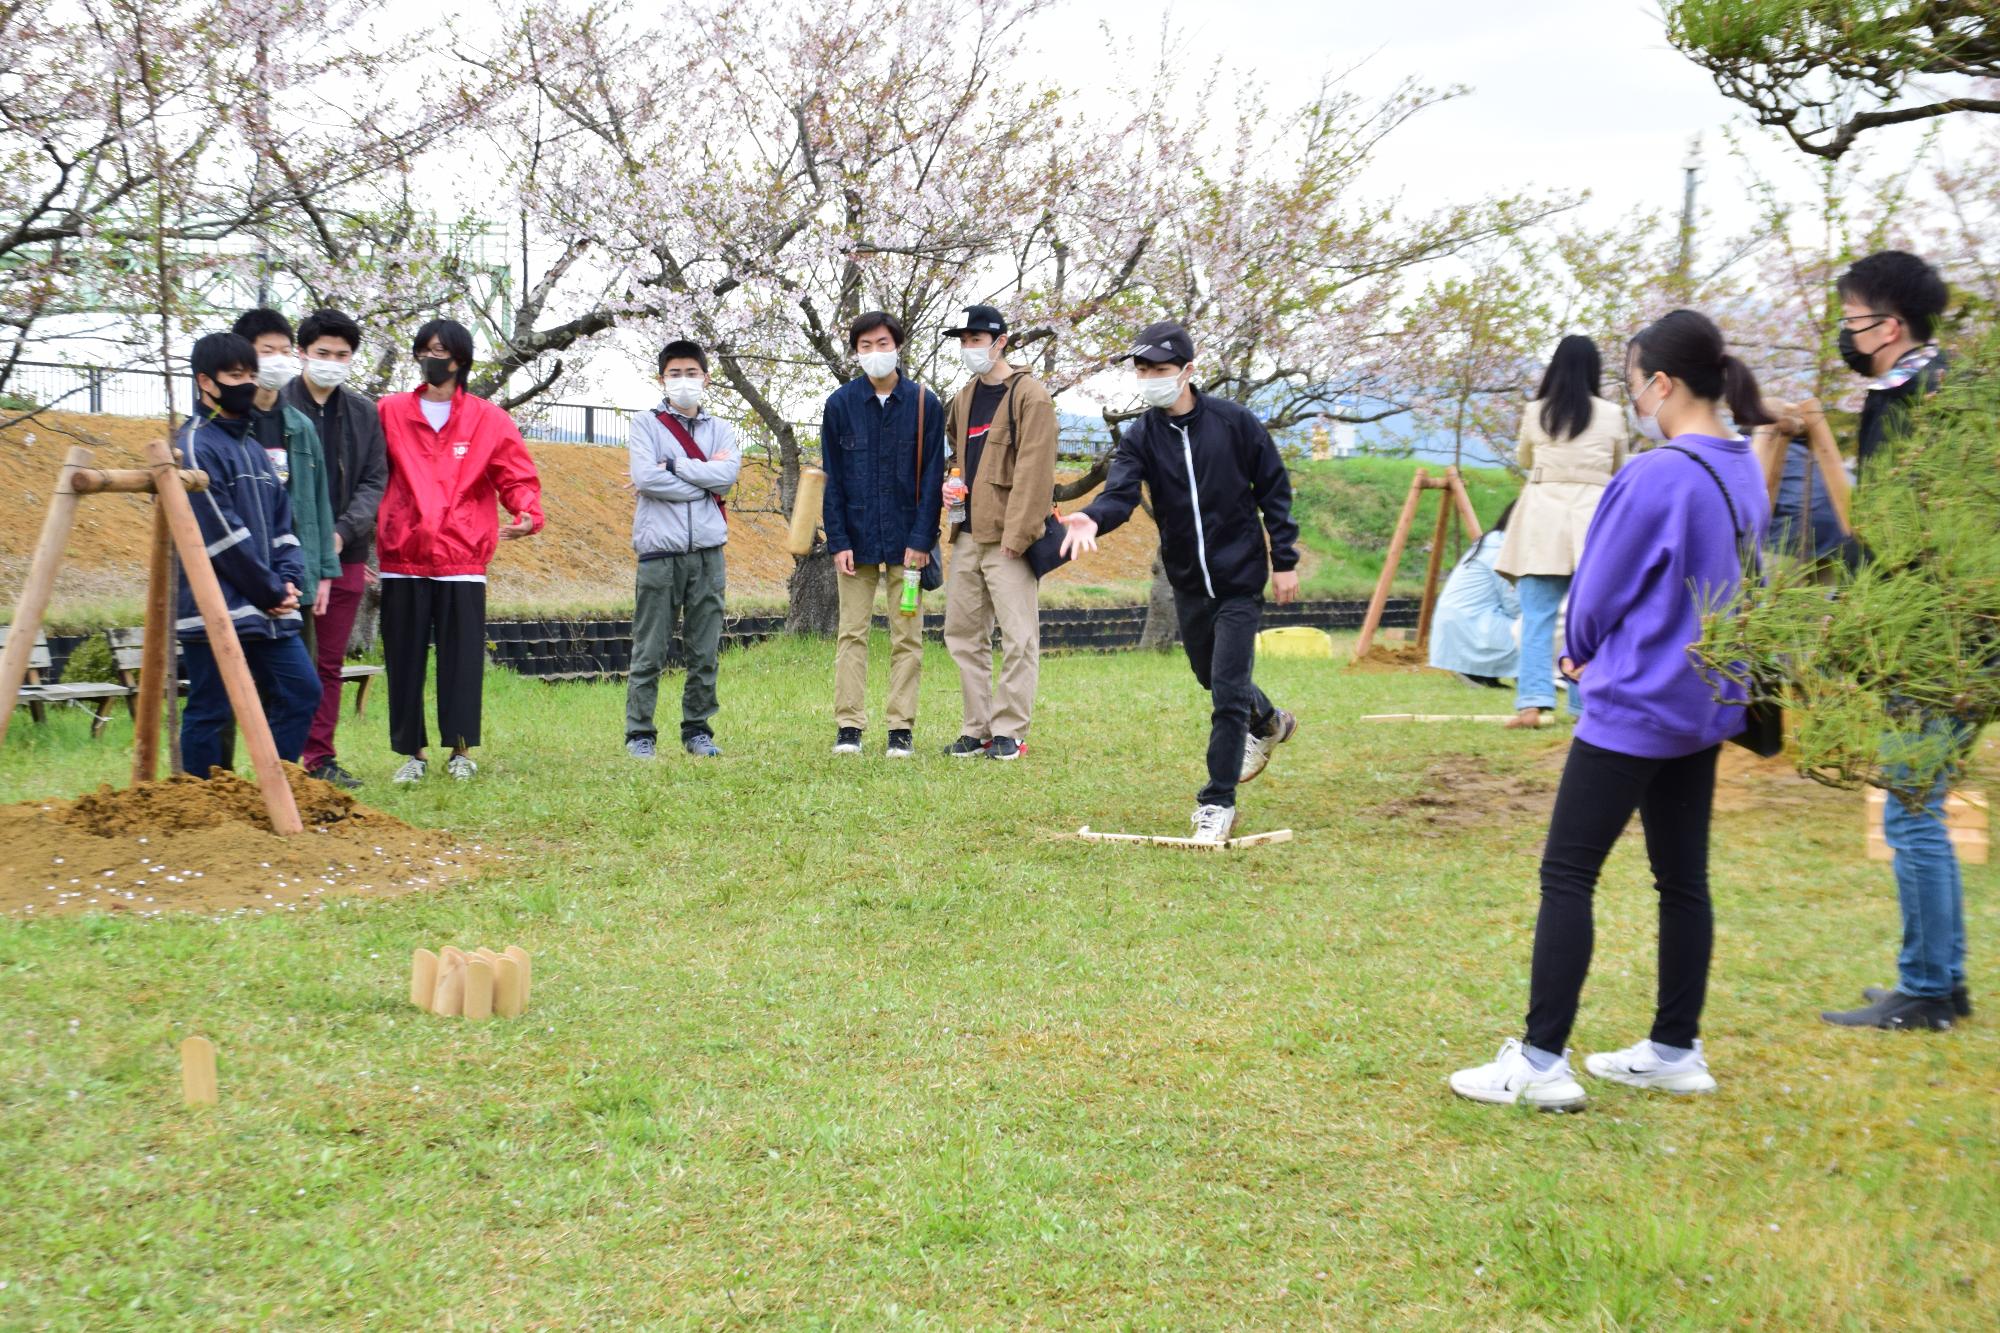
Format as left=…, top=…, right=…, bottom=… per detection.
left=347, top=571, right=381, bottom=658
left=1137, top=549, right=1179, bottom=649
left=786, top=551, right=838, bottom=636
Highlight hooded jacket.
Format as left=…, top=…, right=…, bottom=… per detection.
left=282, top=375, right=389, bottom=565
left=820, top=372, right=945, bottom=567
left=1081, top=388, right=1299, bottom=599
left=629, top=402, right=739, bottom=556
left=375, top=386, right=545, bottom=578
left=173, top=410, right=306, bottom=643
left=943, top=365, right=1059, bottom=553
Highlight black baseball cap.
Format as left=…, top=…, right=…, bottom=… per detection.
left=942, top=304, right=1008, bottom=338
left=1116, top=320, right=1194, bottom=364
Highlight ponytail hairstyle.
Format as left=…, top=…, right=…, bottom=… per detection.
left=1534, top=334, right=1601, bottom=441
left=1628, top=309, right=1773, bottom=431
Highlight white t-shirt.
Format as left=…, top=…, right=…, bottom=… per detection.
left=420, top=397, right=451, bottom=432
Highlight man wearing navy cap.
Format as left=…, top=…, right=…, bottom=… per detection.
left=938, top=304, right=1058, bottom=760
left=1058, top=321, right=1301, bottom=843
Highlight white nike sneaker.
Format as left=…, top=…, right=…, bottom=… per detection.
left=1584, top=1039, right=1718, bottom=1094
left=1449, top=1038, right=1588, bottom=1111
left=1189, top=803, right=1237, bottom=844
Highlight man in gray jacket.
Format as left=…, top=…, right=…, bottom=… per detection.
left=626, top=339, right=740, bottom=758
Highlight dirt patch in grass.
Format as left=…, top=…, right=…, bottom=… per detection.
left=1374, top=750, right=1562, bottom=832
left=1345, top=643, right=1430, bottom=673
left=1, top=767, right=479, bottom=919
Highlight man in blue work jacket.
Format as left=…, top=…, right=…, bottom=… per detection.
left=820, top=309, right=945, bottom=758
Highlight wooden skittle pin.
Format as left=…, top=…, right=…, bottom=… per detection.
left=464, top=957, right=494, bottom=1021
left=504, top=946, right=531, bottom=1008
left=494, top=955, right=524, bottom=1018
left=180, top=1036, right=217, bottom=1106
left=410, top=948, right=439, bottom=1010
left=431, top=951, right=466, bottom=1017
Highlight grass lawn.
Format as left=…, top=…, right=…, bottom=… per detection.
left=1, top=633, right=1993, bottom=1328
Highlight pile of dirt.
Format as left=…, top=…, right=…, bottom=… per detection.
left=1373, top=752, right=1562, bottom=832
left=0, top=410, right=1164, bottom=610
left=1346, top=642, right=1430, bottom=673
left=1, top=767, right=481, bottom=919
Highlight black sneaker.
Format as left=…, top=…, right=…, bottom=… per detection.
left=307, top=759, right=362, bottom=790
left=987, top=736, right=1023, bottom=761
left=1865, top=984, right=1971, bottom=1020
left=1821, top=990, right=1956, bottom=1030
left=944, top=734, right=990, bottom=758
left=885, top=729, right=914, bottom=759
left=832, top=727, right=863, bottom=755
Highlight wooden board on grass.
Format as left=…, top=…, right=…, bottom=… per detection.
left=1077, top=825, right=1294, bottom=851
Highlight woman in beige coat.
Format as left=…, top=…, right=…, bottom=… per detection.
left=1495, top=335, right=1628, bottom=728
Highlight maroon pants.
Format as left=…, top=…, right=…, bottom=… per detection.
left=302, top=561, right=368, bottom=769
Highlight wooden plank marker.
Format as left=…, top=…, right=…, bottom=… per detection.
left=180, top=1035, right=218, bottom=1106
left=1077, top=825, right=1293, bottom=852
left=409, top=948, right=439, bottom=1010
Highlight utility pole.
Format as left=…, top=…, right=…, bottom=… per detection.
left=1674, top=135, right=1703, bottom=299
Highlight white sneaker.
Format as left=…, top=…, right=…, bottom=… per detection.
left=1240, top=708, right=1297, bottom=783
left=392, top=757, right=427, bottom=785
left=1189, top=803, right=1237, bottom=844
left=447, top=754, right=477, bottom=782
left=1449, top=1038, right=1588, bottom=1111
left=1584, top=1039, right=1718, bottom=1094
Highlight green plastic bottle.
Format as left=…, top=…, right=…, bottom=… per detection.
left=899, top=566, right=922, bottom=616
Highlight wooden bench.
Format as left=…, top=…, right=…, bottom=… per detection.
left=109, top=626, right=383, bottom=715
left=0, top=625, right=135, bottom=738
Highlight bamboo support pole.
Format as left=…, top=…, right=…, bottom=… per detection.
left=1353, top=468, right=1429, bottom=660
left=71, top=466, right=208, bottom=495
left=1414, top=485, right=1455, bottom=652
left=132, top=500, right=176, bottom=784
left=0, top=446, right=93, bottom=749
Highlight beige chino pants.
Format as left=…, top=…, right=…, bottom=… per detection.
left=834, top=562, right=924, bottom=731
left=941, top=530, right=1040, bottom=741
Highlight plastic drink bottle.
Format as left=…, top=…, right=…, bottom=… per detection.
left=945, top=467, right=968, bottom=526
left=899, top=566, right=921, bottom=616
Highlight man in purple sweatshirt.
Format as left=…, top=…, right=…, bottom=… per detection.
left=1452, top=311, right=1773, bottom=1112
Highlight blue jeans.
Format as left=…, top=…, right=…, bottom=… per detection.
left=179, top=632, right=322, bottom=779
left=1883, top=721, right=1978, bottom=998
left=1516, top=574, right=1578, bottom=714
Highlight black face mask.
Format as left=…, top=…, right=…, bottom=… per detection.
left=1838, top=321, right=1886, bottom=378
left=418, top=356, right=456, bottom=388
left=207, top=380, right=258, bottom=417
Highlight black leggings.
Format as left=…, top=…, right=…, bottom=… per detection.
left=1525, top=738, right=1719, bottom=1054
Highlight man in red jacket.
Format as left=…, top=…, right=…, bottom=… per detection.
left=375, top=318, right=544, bottom=783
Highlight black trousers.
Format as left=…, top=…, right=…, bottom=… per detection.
left=1525, top=738, right=1720, bottom=1054
left=1172, top=589, right=1275, bottom=808
left=380, top=577, right=487, bottom=756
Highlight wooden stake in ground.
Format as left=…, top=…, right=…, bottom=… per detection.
left=1354, top=466, right=1483, bottom=661
left=0, top=446, right=92, bottom=749
left=180, top=1035, right=218, bottom=1106
left=133, top=500, right=176, bottom=784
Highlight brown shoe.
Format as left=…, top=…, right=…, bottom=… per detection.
left=1505, top=707, right=1544, bottom=730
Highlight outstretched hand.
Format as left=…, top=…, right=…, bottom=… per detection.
left=1057, top=512, right=1098, bottom=559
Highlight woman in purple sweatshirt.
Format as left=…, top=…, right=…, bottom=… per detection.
left=1452, top=310, right=1774, bottom=1111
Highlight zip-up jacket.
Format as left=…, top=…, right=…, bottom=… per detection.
left=629, top=402, right=739, bottom=556
left=376, top=386, right=545, bottom=577
left=174, top=410, right=306, bottom=642
left=1081, top=388, right=1299, bottom=598
left=820, top=373, right=945, bottom=566
left=253, top=402, right=341, bottom=601
left=944, top=365, right=1059, bottom=553
left=282, top=376, right=389, bottom=565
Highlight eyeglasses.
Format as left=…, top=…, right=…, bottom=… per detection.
left=1837, top=314, right=1894, bottom=332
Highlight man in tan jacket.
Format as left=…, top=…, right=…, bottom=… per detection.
left=938, top=305, right=1058, bottom=760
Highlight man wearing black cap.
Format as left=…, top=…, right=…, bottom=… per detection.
left=1057, top=320, right=1300, bottom=843
left=938, top=305, right=1058, bottom=760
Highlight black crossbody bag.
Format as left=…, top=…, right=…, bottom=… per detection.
left=1665, top=444, right=1784, bottom=758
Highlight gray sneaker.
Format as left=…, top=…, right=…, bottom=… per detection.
left=391, top=756, right=427, bottom=785
left=626, top=737, right=657, bottom=760
left=446, top=754, right=477, bottom=782
left=684, top=734, right=722, bottom=758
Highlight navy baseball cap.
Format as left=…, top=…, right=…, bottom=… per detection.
left=1116, top=320, right=1194, bottom=364
left=942, top=304, right=1008, bottom=338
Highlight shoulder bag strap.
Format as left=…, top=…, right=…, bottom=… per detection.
left=1663, top=444, right=1751, bottom=566
left=654, top=409, right=726, bottom=522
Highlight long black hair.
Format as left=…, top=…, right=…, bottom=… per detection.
left=1534, top=335, right=1601, bottom=441
left=1628, top=310, right=1773, bottom=430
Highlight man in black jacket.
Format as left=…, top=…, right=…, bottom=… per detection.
left=1059, top=321, right=1301, bottom=842
left=282, top=307, right=390, bottom=789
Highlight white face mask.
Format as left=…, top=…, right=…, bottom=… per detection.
left=303, top=359, right=351, bottom=389
left=1137, top=369, right=1186, bottom=410
left=1629, top=374, right=1668, bottom=443
left=664, top=377, right=705, bottom=411
left=960, top=343, right=994, bottom=375
left=256, top=354, right=299, bottom=390
left=857, top=349, right=900, bottom=380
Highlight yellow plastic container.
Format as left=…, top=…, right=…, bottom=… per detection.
left=1256, top=626, right=1334, bottom=659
